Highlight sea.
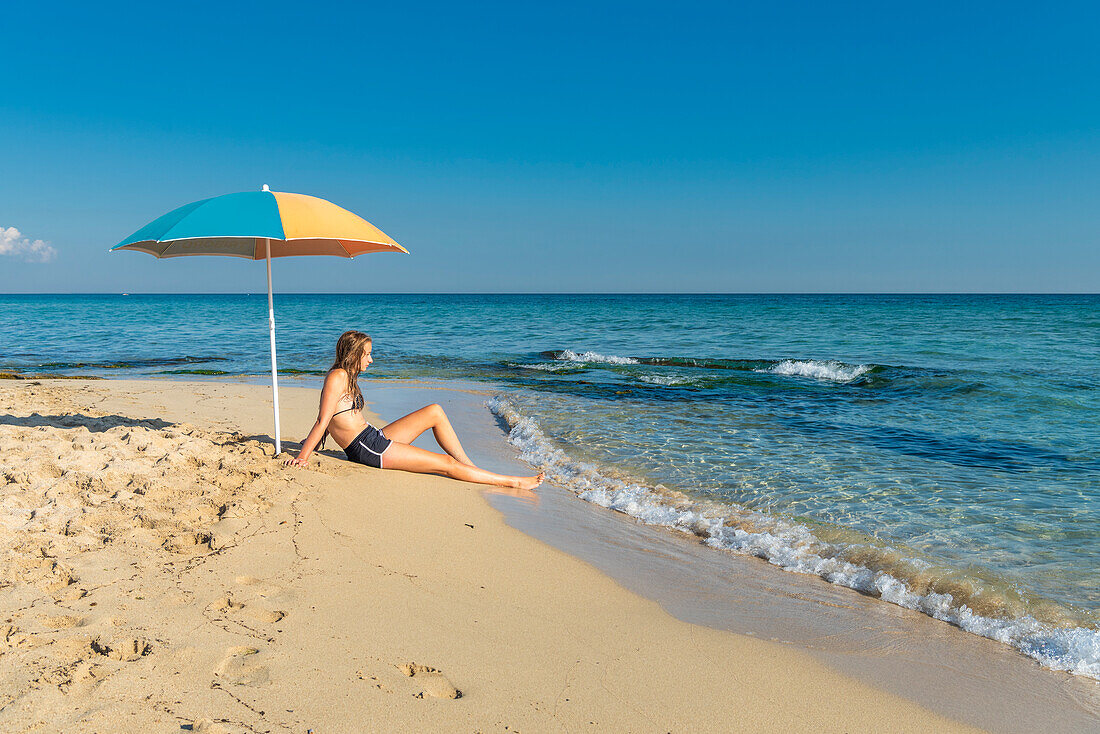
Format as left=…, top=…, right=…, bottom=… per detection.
left=1, top=293, right=1097, bottom=680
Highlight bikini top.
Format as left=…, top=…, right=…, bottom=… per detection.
left=333, top=392, right=363, bottom=417
left=319, top=391, right=363, bottom=451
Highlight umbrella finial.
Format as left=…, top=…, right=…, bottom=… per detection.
left=262, top=184, right=270, bottom=192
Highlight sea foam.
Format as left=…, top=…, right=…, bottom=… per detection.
left=487, top=396, right=1100, bottom=681
left=556, top=350, right=640, bottom=365
left=759, top=359, right=872, bottom=382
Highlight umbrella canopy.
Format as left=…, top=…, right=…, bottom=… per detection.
left=112, top=186, right=408, bottom=258
left=111, top=186, right=407, bottom=455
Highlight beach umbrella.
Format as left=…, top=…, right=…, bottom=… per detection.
left=110, top=185, right=408, bottom=454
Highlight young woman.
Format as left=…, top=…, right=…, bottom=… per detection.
left=284, top=330, right=544, bottom=492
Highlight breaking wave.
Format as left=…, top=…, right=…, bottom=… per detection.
left=553, top=350, right=640, bottom=365
left=531, top=352, right=882, bottom=384
left=758, top=359, right=873, bottom=383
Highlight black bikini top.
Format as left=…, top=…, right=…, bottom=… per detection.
left=333, top=392, right=363, bottom=417
left=320, top=391, right=363, bottom=452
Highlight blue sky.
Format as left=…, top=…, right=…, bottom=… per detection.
left=1, top=1, right=1098, bottom=292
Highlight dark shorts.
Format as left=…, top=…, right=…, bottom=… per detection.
left=344, top=425, right=392, bottom=468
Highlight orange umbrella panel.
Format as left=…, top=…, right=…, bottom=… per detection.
left=111, top=189, right=408, bottom=259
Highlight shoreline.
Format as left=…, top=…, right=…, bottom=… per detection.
left=0, top=377, right=1095, bottom=731
left=366, top=381, right=1100, bottom=733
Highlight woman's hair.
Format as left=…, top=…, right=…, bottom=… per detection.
left=332, top=330, right=372, bottom=405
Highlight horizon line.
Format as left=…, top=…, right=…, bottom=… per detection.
left=0, top=291, right=1098, bottom=297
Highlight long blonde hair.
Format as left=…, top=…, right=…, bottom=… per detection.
left=332, top=330, right=372, bottom=404
left=319, top=331, right=371, bottom=451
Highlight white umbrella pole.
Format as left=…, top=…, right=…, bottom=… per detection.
left=265, top=238, right=282, bottom=455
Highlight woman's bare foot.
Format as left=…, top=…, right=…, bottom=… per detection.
left=513, top=472, right=545, bottom=491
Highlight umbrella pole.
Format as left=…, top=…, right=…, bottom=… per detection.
left=265, top=238, right=282, bottom=455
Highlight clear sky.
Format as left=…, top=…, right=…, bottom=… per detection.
left=2, top=1, right=1098, bottom=293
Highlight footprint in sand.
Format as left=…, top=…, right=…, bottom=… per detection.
left=40, top=565, right=79, bottom=593
left=53, top=585, right=88, bottom=602
left=66, top=658, right=104, bottom=694
left=207, top=594, right=286, bottom=625
left=39, top=614, right=85, bottom=630
left=233, top=575, right=285, bottom=597
left=182, top=501, right=227, bottom=526
left=91, top=635, right=152, bottom=662
left=245, top=607, right=285, bottom=624
left=207, top=594, right=245, bottom=614
left=398, top=662, right=462, bottom=699
left=41, top=657, right=103, bottom=695
left=214, top=646, right=270, bottom=687
left=162, top=530, right=215, bottom=554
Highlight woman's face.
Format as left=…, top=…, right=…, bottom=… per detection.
left=359, top=344, right=373, bottom=371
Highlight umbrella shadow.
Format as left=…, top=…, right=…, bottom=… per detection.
left=0, top=414, right=348, bottom=461
left=0, top=413, right=176, bottom=432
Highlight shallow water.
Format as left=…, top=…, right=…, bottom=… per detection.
left=2, top=293, right=1097, bottom=677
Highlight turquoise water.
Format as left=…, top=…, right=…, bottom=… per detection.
left=2, top=293, right=1098, bottom=676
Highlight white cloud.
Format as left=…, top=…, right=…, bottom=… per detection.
left=0, top=226, right=57, bottom=262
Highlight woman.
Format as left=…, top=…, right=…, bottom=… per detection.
left=284, top=330, right=544, bottom=492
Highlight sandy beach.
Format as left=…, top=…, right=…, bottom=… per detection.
left=6, top=2, right=1099, bottom=729
left=0, top=376, right=998, bottom=733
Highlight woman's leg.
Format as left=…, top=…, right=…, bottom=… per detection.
left=382, top=404, right=474, bottom=466
left=383, top=441, right=543, bottom=490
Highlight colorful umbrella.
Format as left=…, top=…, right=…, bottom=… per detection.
left=111, top=185, right=408, bottom=454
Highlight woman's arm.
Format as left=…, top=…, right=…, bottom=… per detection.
left=284, top=371, right=345, bottom=467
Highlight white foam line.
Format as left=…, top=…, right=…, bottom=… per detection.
left=758, top=359, right=872, bottom=382
left=557, top=350, right=639, bottom=365
left=487, top=396, right=1100, bottom=681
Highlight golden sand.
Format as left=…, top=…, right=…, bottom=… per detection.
left=0, top=379, right=981, bottom=732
